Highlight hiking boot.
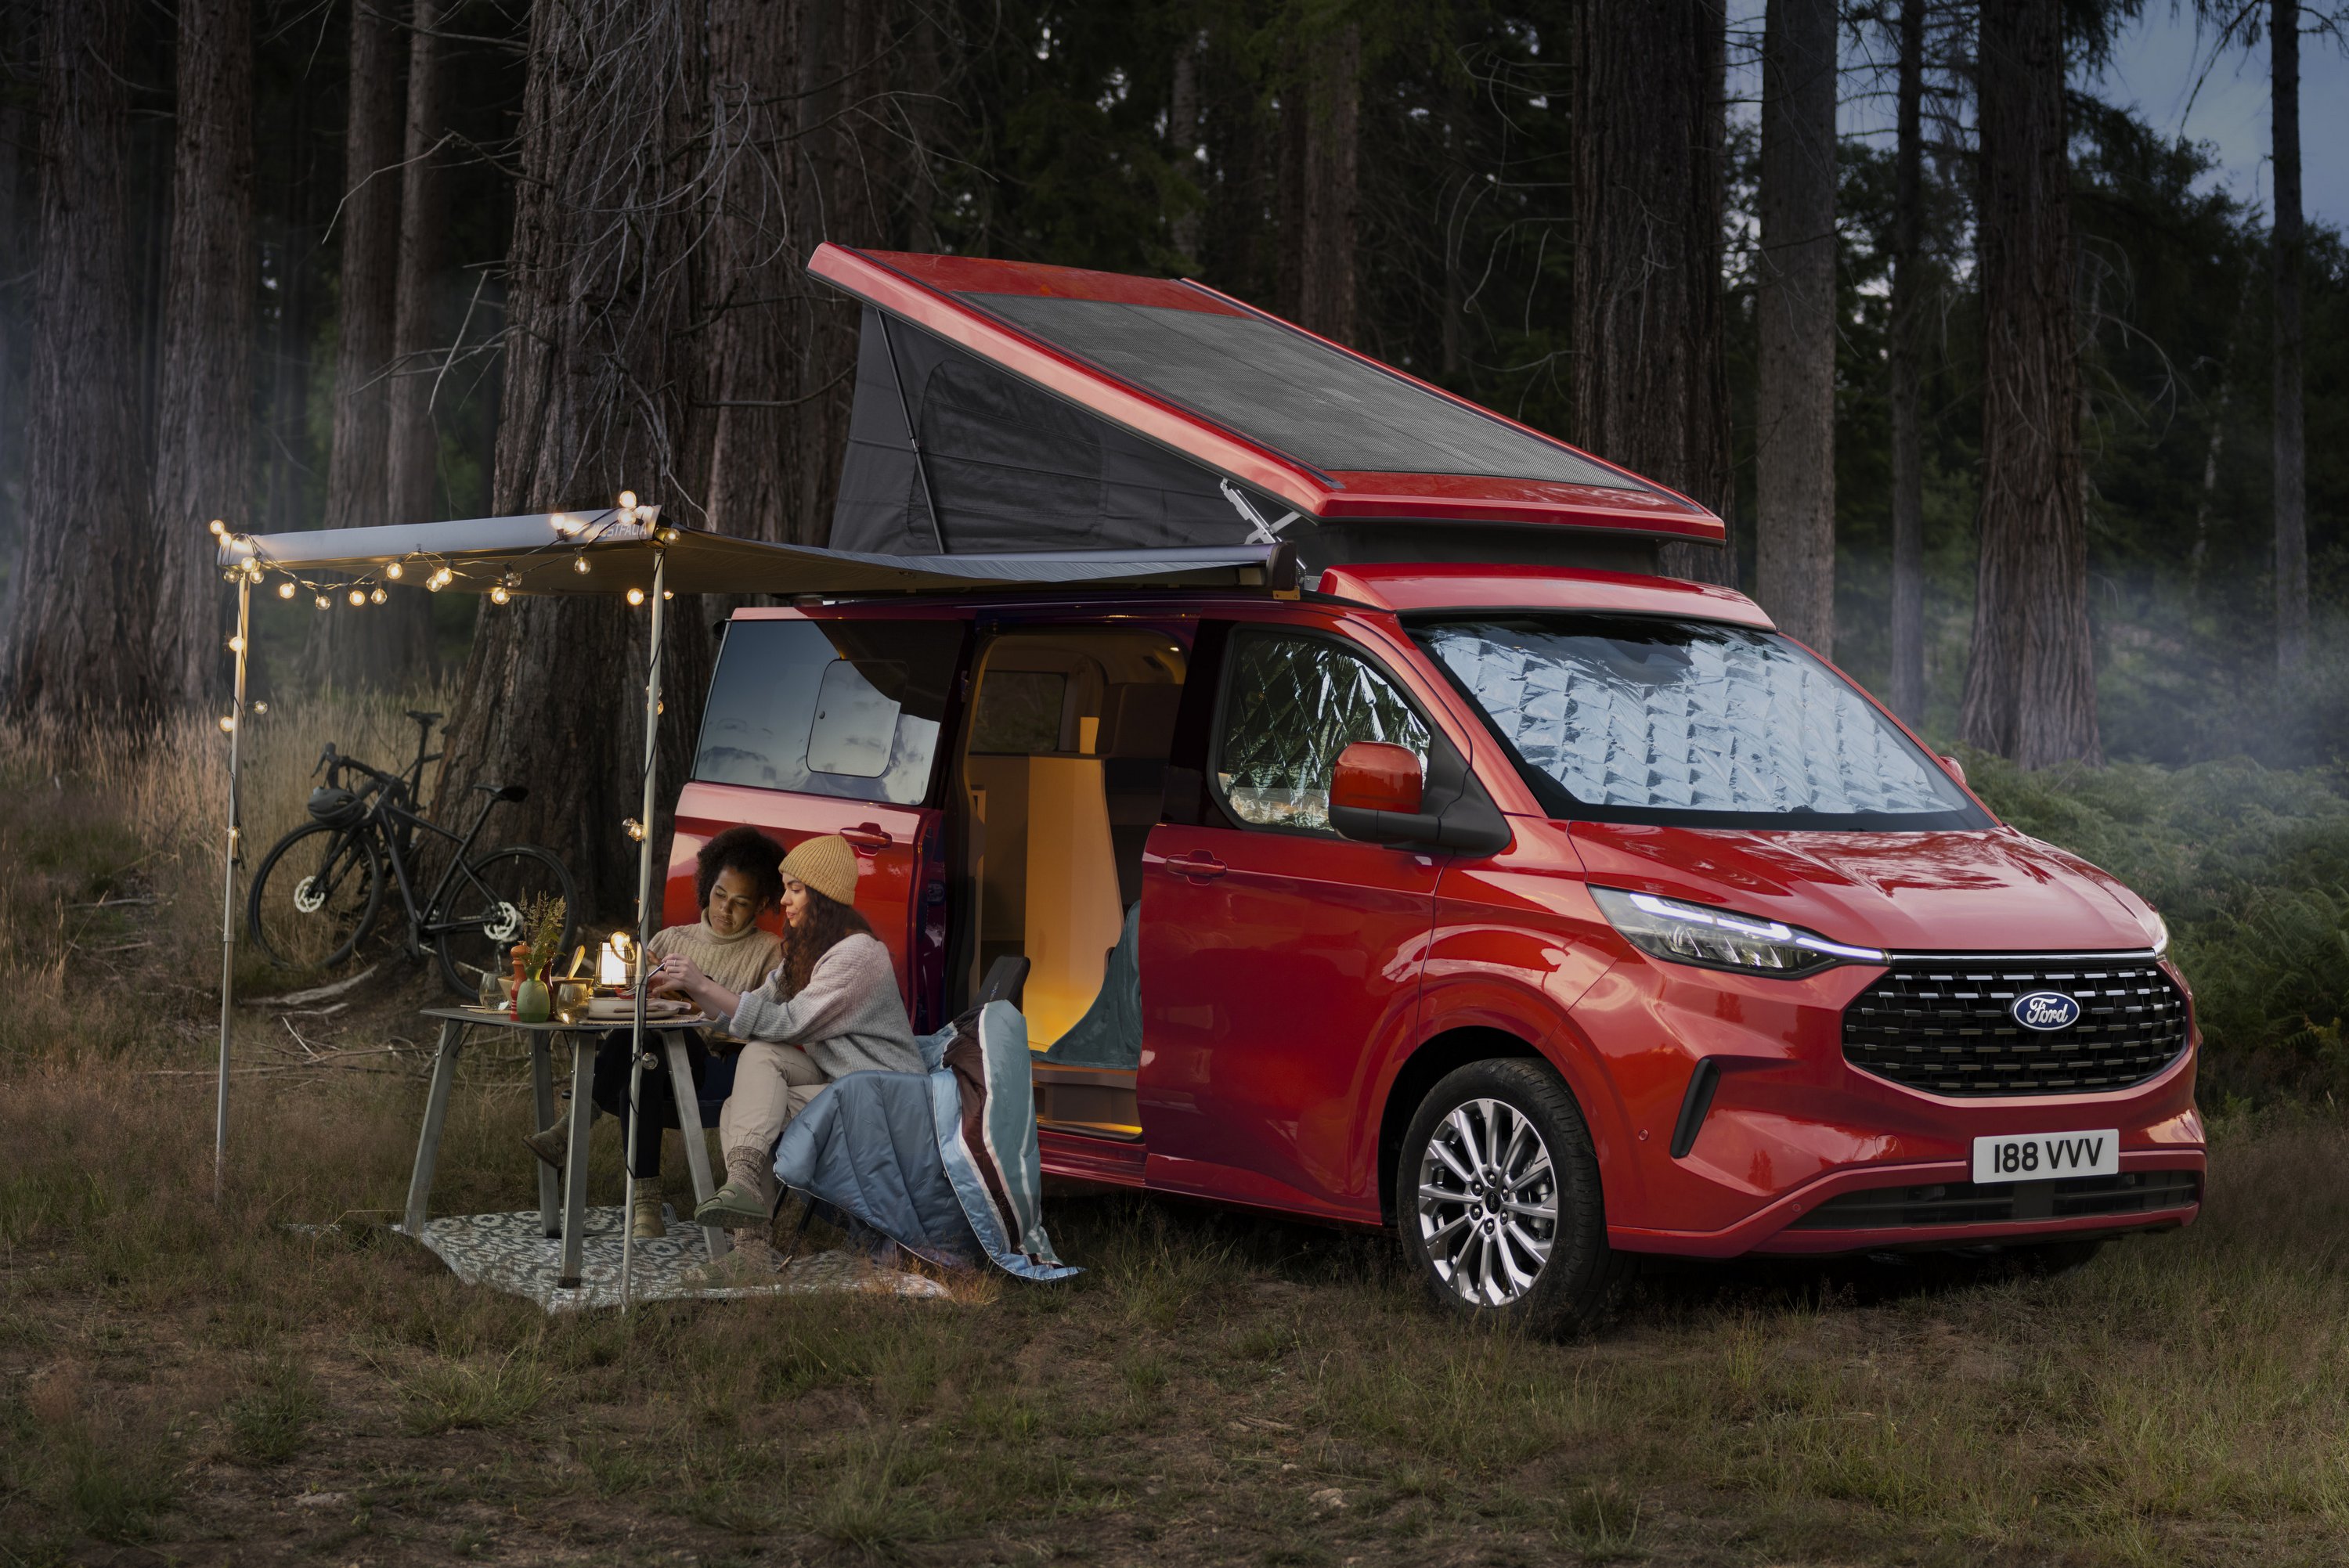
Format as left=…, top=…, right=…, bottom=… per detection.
left=630, top=1177, right=666, bottom=1240
left=680, top=1236, right=781, bottom=1289
left=521, top=1118, right=570, bottom=1170
left=693, top=1178, right=773, bottom=1227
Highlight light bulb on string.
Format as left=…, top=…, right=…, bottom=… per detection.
left=251, top=701, right=268, bottom=716
left=626, top=587, right=645, bottom=607
left=622, top=818, right=646, bottom=842
left=386, top=561, right=403, bottom=580
left=490, top=584, right=511, bottom=605
left=572, top=555, right=591, bottom=575
left=617, top=490, right=637, bottom=511
left=226, top=635, right=245, bottom=654
left=217, top=715, right=236, bottom=734
left=348, top=588, right=366, bottom=607
left=207, top=519, right=226, bottom=536
left=276, top=581, right=296, bottom=600
left=370, top=587, right=388, bottom=605
left=314, top=594, right=331, bottom=611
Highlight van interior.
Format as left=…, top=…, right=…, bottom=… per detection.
left=947, top=627, right=1187, bottom=1141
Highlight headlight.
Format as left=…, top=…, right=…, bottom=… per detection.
left=2147, top=909, right=2169, bottom=958
left=1589, top=887, right=1886, bottom=977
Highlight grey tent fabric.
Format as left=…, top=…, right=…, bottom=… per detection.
left=833, top=308, right=1255, bottom=556
left=1041, top=903, right=1142, bottom=1069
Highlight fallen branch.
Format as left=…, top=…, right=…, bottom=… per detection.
left=239, top=965, right=380, bottom=1008
left=67, top=895, right=161, bottom=909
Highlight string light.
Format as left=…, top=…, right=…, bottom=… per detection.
left=314, top=594, right=330, bottom=610
left=617, top=490, right=637, bottom=511
left=252, top=701, right=268, bottom=715
left=226, top=635, right=245, bottom=654
left=348, top=588, right=367, bottom=607
left=207, top=520, right=226, bottom=536
left=622, top=818, right=645, bottom=842
left=626, top=587, right=645, bottom=607
left=277, top=581, right=296, bottom=600
left=385, top=561, right=403, bottom=579
left=370, top=587, right=388, bottom=605
left=572, top=555, right=591, bottom=575
left=490, top=584, right=511, bottom=605
left=217, top=715, right=236, bottom=734
left=428, top=568, right=453, bottom=592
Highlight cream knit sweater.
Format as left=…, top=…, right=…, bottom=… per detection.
left=647, top=917, right=782, bottom=997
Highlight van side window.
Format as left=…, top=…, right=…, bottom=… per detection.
left=1214, top=633, right=1429, bottom=833
left=693, top=618, right=964, bottom=806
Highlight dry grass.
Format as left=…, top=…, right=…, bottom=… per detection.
left=5, top=703, right=2349, bottom=1566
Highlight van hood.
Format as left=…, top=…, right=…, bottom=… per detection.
left=1564, top=822, right=2161, bottom=955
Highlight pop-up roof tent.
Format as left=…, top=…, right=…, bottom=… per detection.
left=810, top=244, right=1723, bottom=581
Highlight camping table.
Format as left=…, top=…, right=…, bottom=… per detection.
left=403, top=1007, right=729, bottom=1285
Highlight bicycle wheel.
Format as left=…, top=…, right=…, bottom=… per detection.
left=247, top=821, right=385, bottom=971
left=434, top=844, right=579, bottom=997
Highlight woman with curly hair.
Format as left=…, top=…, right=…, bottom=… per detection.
left=648, top=833, right=923, bottom=1230
left=525, top=825, right=785, bottom=1238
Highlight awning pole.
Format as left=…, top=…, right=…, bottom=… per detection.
left=620, top=547, right=666, bottom=1313
left=215, top=575, right=251, bottom=1206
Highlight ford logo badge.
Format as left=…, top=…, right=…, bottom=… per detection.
left=2012, top=991, right=2082, bottom=1031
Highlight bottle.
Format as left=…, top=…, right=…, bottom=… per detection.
left=516, top=966, right=551, bottom=1025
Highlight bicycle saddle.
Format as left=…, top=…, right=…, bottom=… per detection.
left=471, top=782, right=529, bottom=802
left=406, top=709, right=444, bottom=726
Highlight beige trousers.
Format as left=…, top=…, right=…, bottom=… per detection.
left=716, top=1042, right=829, bottom=1212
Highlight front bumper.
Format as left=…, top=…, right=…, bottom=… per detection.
left=1578, top=953, right=2205, bottom=1259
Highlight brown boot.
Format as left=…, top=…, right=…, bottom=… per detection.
left=630, top=1177, right=666, bottom=1240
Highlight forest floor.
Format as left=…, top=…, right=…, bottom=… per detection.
left=7, top=714, right=2349, bottom=1567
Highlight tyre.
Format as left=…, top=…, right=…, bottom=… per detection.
left=434, top=845, right=578, bottom=996
left=1397, top=1058, right=1628, bottom=1337
left=247, top=822, right=384, bottom=971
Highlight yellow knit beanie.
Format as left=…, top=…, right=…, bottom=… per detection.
left=778, top=833, right=859, bottom=907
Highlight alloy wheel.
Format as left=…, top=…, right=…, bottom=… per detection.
left=1416, top=1096, right=1560, bottom=1307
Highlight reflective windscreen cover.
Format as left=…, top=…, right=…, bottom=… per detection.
left=694, top=619, right=965, bottom=806
left=1416, top=616, right=1986, bottom=829
left=964, top=294, right=1636, bottom=489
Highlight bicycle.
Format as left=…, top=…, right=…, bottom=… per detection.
left=245, top=709, right=579, bottom=997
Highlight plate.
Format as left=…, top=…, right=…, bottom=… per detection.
left=1971, top=1129, right=2119, bottom=1184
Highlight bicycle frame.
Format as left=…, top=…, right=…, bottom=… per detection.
left=341, top=765, right=515, bottom=951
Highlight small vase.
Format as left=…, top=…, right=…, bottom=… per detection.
left=516, top=975, right=551, bottom=1024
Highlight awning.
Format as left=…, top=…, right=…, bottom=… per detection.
left=810, top=244, right=1725, bottom=570
left=217, top=511, right=1297, bottom=597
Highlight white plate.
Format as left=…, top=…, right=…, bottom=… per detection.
left=1972, top=1129, right=2120, bottom=1184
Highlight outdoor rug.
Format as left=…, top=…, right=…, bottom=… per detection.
left=400, top=1206, right=951, bottom=1313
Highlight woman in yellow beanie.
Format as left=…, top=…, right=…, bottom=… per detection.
left=648, top=832, right=923, bottom=1230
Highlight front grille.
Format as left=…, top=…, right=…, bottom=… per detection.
left=1842, top=956, right=2188, bottom=1096
left=1789, top=1169, right=2201, bottom=1230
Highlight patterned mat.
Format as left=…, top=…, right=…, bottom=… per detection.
left=402, top=1206, right=951, bottom=1313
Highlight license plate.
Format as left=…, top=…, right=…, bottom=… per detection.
left=1972, top=1130, right=2120, bottom=1184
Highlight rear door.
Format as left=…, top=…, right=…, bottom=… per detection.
left=1136, top=619, right=1443, bottom=1223
left=668, top=610, right=969, bottom=1032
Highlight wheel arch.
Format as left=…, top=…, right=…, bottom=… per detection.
left=1375, top=1026, right=1545, bottom=1227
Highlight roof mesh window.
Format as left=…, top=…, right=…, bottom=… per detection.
left=963, top=293, right=1637, bottom=490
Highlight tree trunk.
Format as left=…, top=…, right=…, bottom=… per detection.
left=1754, top=0, right=1838, bottom=655
left=319, top=0, right=417, bottom=688
left=1958, top=0, right=2098, bottom=766
left=1278, top=22, right=1361, bottom=344
left=1571, top=0, right=1735, bottom=584
left=1887, top=0, right=1927, bottom=723
left=1169, top=31, right=1203, bottom=267
left=3, top=0, right=157, bottom=726
left=434, top=0, right=704, bottom=922
left=150, top=0, right=256, bottom=711
left=384, top=0, right=448, bottom=674
left=2271, top=0, right=2308, bottom=674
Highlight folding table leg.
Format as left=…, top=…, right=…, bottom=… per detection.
left=664, top=1034, right=729, bottom=1261
left=403, top=1021, right=466, bottom=1237
left=558, top=1031, right=595, bottom=1287
left=530, top=1037, right=559, bottom=1237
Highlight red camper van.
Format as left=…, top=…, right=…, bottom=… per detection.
left=666, top=247, right=2202, bottom=1332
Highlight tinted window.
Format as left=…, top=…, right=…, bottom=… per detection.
left=1214, top=633, right=1429, bottom=833
left=964, top=292, right=1637, bottom=490
left=694, top=618, right=964, bottom=806
left=1416, top=615, right=1987, bottom=829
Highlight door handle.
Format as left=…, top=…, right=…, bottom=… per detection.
left=840, top=823, right=893, bottom=854
left=1170, top=852, right=1226, bottom=882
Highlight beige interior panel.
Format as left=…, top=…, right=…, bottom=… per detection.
left=1021, top=755, right=1124, bottom=1047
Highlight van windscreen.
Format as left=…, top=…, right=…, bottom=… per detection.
left=694, top=618, right=964, bottom=806
left=1414, top=615, right=1989, bottom=830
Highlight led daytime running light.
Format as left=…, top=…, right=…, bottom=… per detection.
left=1592, top=886, right=1885, bottom=976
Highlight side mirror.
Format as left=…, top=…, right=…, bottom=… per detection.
left=1940, top=754, right=1966, bottom=786
left=1330, top=741, right=1423, bottom=816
